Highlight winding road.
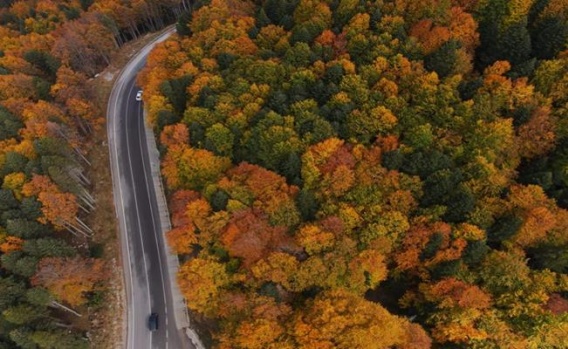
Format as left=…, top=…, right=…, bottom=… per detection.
left=107, top=30, right=195, bottom=349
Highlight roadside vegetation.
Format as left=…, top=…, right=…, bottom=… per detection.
left=0, top=1, right=189, bottom=348
left=138, top=0, right=568, bottom=348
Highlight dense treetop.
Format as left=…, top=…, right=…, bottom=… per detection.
left=138, top=0, right=568, bottom=347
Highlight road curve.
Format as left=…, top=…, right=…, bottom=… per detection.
left=106, top=29, right=194, bottom=349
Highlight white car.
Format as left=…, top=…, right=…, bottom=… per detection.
left=136, top=90, right=143, bottom=101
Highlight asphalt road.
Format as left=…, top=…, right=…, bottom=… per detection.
left=107, top=30, right=193, bottom=349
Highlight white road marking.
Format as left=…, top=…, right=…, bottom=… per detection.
left=109, top=68, right=137, bottom=349
left=136, top=98, right=170, bottom=348
left=124, top=84, right=153, bottom=349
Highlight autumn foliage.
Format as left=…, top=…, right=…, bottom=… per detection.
left=135, top=0, right=568, bottom=347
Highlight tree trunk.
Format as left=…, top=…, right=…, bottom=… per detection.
left=51, top=301, right=82, bottom=317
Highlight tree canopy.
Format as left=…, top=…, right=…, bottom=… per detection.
left=138, top=0, right=568, bottom=347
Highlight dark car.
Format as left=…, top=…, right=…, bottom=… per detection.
left=148, top=312, right=159, bottom=331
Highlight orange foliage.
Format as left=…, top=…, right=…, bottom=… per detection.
left=506, top=185, right=562, bottom=247
left=348, top=249, right=388, bottom=292
left=51, top=64, right=88, bottom=102
left=409, top=19, right=451, bottom=54
left=395, top=220, right=466, bottom=276
left=399, top=322, right=433, bottom=349
left=166, top=226, right=197, bottom=255
left=22, top=174, right=78, bottom=230
left=219, top=163, right=300, bottom=227
left=315, top=29, right=336, bottom=46
left=32, top=256, right=105, bottom=306
left=448, top=6, right=479, bottom=54
left=424, top=278, right=492, bottom=309
left=234, top=319, right=285, bottom=349
left=169, top=190, right=201, bottom=227
left=160, top=123, right=190, bottom=150
left=0, top=73, right=36, bottom=100
left=0, top=236, right=24, bottom=253
left=221, top=209, right=289, bottom=267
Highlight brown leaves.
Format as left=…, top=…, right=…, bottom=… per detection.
left=395, top=219, right=466, bottom=276
left=516, top=106, right=556, bottom=159
left=424, top=278, right=492, bottom=310
left=544, top=293, right=568, bottom=315
left=410, top=19, right=451, bottom=55
left=220, top=209, right=289, bottom=267
left=32, top=256, right=105, bottom=306
left=160, top=123, right=190, bottom=151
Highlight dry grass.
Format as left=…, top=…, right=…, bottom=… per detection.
left=85, top=27, right=174, bottom=349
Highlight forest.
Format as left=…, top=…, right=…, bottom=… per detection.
left=0, top=0, right=190, bottom=348
left=135, top=0, right=568, bottom=348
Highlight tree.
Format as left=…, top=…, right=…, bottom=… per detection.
left=133, top=0, right=568, bottom=346
left=530, top=16, right=568, bottom=60
left=0, top=251, right=39, bottom=277
left=220, top=209, right=289, bottom=267
left=297, top=224, right=335, bottom=255
left=177, top=256, right=230, bottom=317
left=424, top=40, right=460, bottom=78
left=166, top=225, right=197, bottom=255
left=6, top=218, right=51, bottom=239
left=0, top=235, right=24, bottom=253
left=0, top=276, right=25, bottom=311
left=22, top=238, right=76, bottom=258
left=291, top=289, right=418, bottom=348
left=22, top=174, right=85, bottom=235
left=160, top=75, right=192, bottom=115
left=32, top=256, right=105, bottom=306
left=30, top=330, right=88, bottom=349
left=176, top=10, right=193, bottom=36
left=3, top=304, right=48, bottom=325
left=0, top=152, right=29, bottom=178
left=0, top=105, right=23, bottom=140
left=516, top=106, right=556, bottom=159
left=161, top=144, right=231, bottom=190
left=204, top=123, right=234, bottom=157
left=9, top=328, right=38, bottom=349
left=23, top=50, right=60, bottom=81
left=0, top=188, right=18, bottom=211
left=251, top=252, right=299, bottom=290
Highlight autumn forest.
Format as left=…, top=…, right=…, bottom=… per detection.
left=0, top=0, right=567, bottom=348
left=139, top=0, right=568, bottom=348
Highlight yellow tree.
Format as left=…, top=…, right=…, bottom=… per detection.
left=177, top=256, right=230, bottom=317
left=292, top=289, right=424, bottom=349
left=2, top=172, right=26, bottom=200
left=251, top=252, right=299, bottom=290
